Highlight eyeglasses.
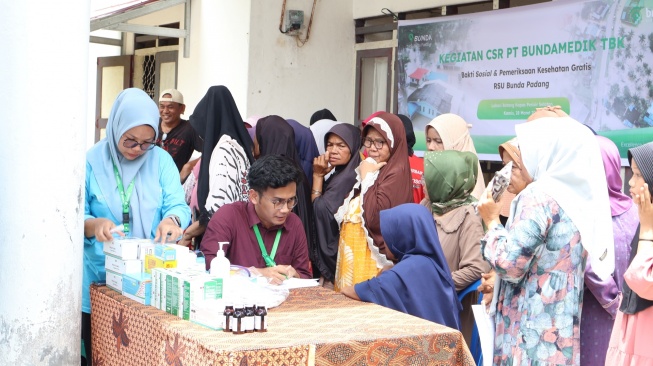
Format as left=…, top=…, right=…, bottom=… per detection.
left=123, top=138, right=155, bottom=151
left=261, top=195, right=298, bottom=210
left=362, top=138, right=386, bottom=149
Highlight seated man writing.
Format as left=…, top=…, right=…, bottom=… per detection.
left=201, top=154, right=311, bottom=283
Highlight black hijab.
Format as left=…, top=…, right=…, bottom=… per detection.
left=313, top=124, right=362, bottom=281
left=256, top=115, right=318, bottom=276
left=396, top=114, right=416, bottom=157
left=189, top=85, right=254, bottom=226
left=310, top=108, right=337, bottom=125
left=621, top=143, right=653, bottom=314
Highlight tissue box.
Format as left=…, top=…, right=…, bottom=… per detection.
left=105, top=255, right=142, bottom=275
left=122, top=272, right=152, bottom=305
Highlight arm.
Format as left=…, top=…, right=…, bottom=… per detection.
left=480, top=190, right=549, bottom=283
left=180, top=157, right=200, bottom=184
left=312, top=152, right=333, bottom=202
left=156, top=151, right=192, bottom=242
left=341, top=285, right=361, bottom=300
left=624, top=245, right=653, bottom=300
left=199, top=205, right=233, bottom=271
left=584, top=256, right=621, bottom=318
left=84, top=162, right=122, bottom=242
left=288, top=218, right=312, bottom=279
left=451, top=210, right=491, bottom=291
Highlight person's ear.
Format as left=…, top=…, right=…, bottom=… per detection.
left=249, top=189, right=259, bottom=204
left=180, top=104, right=186, bottom=114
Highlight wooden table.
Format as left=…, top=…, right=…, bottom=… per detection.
left=90, top=284, right=474, bottom=365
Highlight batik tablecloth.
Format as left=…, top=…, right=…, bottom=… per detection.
left=90, top=284, right=474, bottom=365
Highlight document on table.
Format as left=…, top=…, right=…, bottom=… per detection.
left=472, top=304, right=495, bottom=366
left=278, top=278, right=319, bottom=290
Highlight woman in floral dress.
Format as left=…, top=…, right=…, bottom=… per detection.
left=477, top=116, right=613, bottom=365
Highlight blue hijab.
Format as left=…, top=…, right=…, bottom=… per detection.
left=355, top=203, right=462, bottom=329
left=286, top=118, right=320, bottom=187
left=86, top=88, right=160, bottom=238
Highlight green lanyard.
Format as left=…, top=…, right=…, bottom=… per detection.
left=252, top=224, right=282, bottom=267
left=112, top=162, right=135, bottom=235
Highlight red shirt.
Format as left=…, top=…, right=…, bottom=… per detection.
left=409, top=154, right=425, bottom=204
left=201, top=201, right=311, bottom=278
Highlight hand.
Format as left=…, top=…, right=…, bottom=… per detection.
left=313, top=152, right=334, bottom=178
left=154, top=217, right=183, bottom=243
left=178, top=221, right=204, bottom=249
left=478, top=271, right=496, bottom=306
left=93, top=218, right=123, bottom=242
left=256, top=265, right=298, bottom=285
left=477, top=188, right=501, bottom=230
left=360, top=158, right=387, bottom=180
left=635, top=184, right=653, bottom=238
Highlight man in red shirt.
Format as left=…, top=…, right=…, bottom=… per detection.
left=201, top=155, right=311, bottom=283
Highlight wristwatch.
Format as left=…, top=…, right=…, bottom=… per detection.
left=167, top=215, right=181, bottom=227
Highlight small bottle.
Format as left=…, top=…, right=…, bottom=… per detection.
left=232, top=303, right=245, bottom=334
left=254, top=304, right=268, bottom=332
left=244, top=303, right=255, bottom=333
left=222, top=303, right=234, bottom=332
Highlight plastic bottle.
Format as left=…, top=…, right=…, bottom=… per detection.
left=210, top=242, right=230, bottom=303
left=210, top=242, right=230, bottom=277
left=254, top=304, right=268, bottom=332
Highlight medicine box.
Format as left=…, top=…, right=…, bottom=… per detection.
left=122, top=272, right=152, bottom=306
left=144, top=254, right=177, bottom=274
left=103, top=238, right=143, bottom=260
left=105, top=255, right=142, bottom=275
left=154, top=244, right=177, bottom=261
left=106, top=270, right=123, bottom=292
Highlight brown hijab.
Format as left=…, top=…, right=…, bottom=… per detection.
left=362, top=113, right=413, bottom=251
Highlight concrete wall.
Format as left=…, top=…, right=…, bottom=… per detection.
left=1, top=2, right=87, bottom=364
left=246, top=0, right=355, bottom=125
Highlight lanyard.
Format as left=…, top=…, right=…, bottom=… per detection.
left=252, top=224, right=282, bottom=267
left=112, top=162, right=135, bottom=235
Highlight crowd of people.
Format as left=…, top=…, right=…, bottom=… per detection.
left=82, top=86, right=653, bottom=366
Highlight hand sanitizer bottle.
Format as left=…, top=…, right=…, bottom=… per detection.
left=210, top=242, right=231, bottom=302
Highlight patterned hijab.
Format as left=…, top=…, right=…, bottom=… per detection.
left=190, top=86, right=254, bottom=225
left=425, top=113, right=485, bottom=199
left=424, top=150, right=478, bottom=215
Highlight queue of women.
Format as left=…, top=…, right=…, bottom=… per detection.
left=84, top=86, right=653, bottom=366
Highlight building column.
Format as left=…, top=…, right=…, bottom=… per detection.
left=0, top=2, right=88, bottom=365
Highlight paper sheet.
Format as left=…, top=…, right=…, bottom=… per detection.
left=277, top=278, right=320, bottom=290
left=471, top=304, right=495, bottom=366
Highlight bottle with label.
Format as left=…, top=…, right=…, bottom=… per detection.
left=222, top=303, right=234, bottom=332
left=209, top=242, right=230, bottom=302
left=232, top=303, right=245, bottom=334
left=244, top=303, right=255, bottom=333
left=254, top=304, right=268, bottom=332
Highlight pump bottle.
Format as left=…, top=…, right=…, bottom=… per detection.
left=210, top=241, right=231, bottom=302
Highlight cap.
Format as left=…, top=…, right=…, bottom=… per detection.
left=159, top=89, right=184, bottom=104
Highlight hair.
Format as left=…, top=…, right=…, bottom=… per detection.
left=248, top=154, right=304, bottom=191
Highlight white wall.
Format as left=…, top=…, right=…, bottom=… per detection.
left=177, top=0, right=252, bottom=117
left=247, top=0, right=355, bottom=125
left=1, top=2, right=87, bottom=364
left=353, top=0, right=479, bottom=19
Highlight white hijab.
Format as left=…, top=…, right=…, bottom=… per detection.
left=515, top=116, right=614, bottom=280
